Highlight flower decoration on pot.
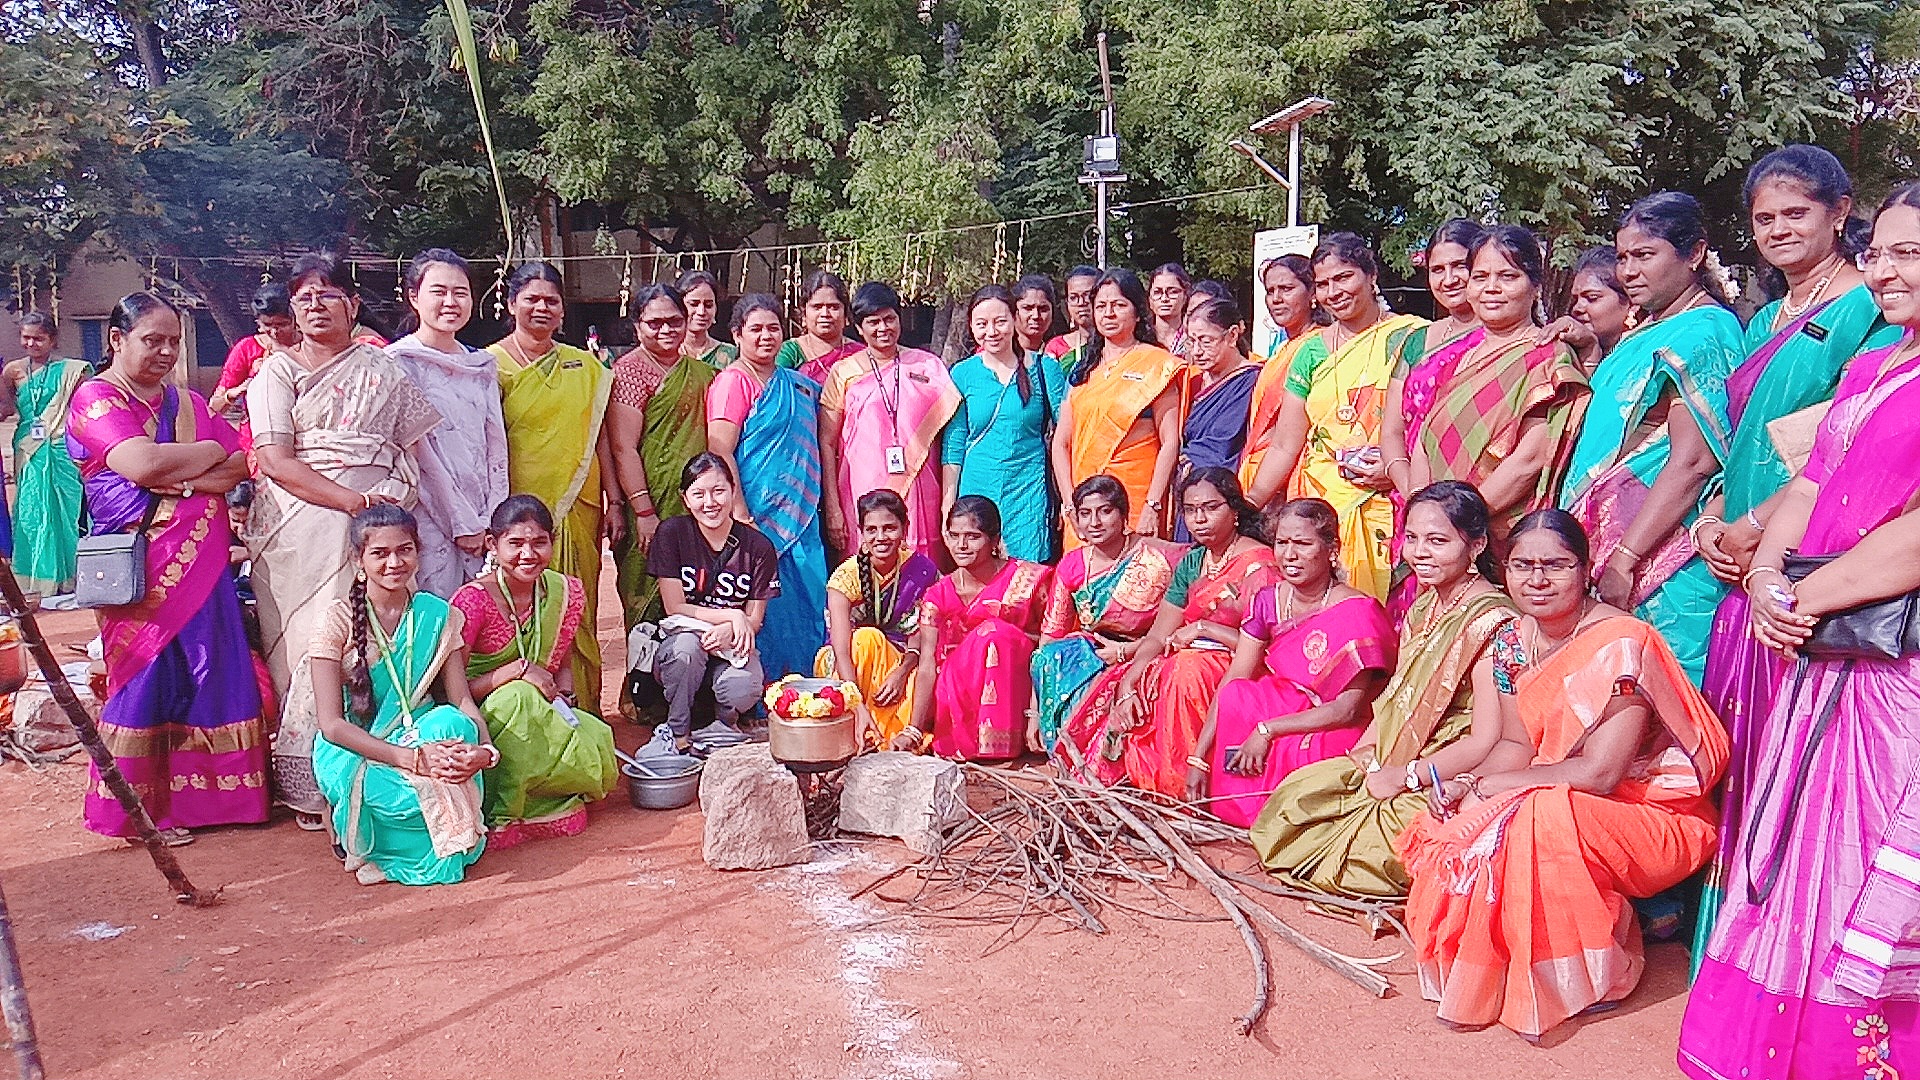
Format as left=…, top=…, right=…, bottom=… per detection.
left=763, top=674, right=862, bottom=721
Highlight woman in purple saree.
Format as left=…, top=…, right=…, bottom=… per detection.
left=68, top=294, right=267, bottom=843
left=1678, top=185, right=1920, bottom=1079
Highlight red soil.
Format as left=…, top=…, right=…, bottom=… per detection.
left=0, top=597, right=1690, bottom=1079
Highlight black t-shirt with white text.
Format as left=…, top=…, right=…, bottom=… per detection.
left=646, top=515, right=781, bottom=610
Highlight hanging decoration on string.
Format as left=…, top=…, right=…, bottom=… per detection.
left=991, top=222, right=1008, bottom=284
left=617, top=253, right=634, bottom=318
left=1015, top=221, right=1028, bottom=277
left=491, top=258, right=508, bottom=321
left=48, top=259, right=59, bottom=326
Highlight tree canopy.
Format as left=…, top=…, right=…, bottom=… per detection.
left=3, top=0, right=1913, bottom=325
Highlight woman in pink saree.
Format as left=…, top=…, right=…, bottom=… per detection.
left=901, top=497, right=1051, bottom=761
left=69, top=294, right=267, bottom=843
left=1679, top=186, right=1920, bottom=1080
left=1190, top=498, right=1395, bottom=827
left=819, top=281, right=960, bottom=562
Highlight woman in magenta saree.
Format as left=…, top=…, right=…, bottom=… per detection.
left=68, top=294, right=267, bottom=841
left=1679, top=186, right=1920, bottom=1078
left=1190, top=498, right=1394, bottom=827
left=903, top=497, right=1051, bottom=761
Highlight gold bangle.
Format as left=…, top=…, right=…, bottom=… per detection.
left=1742, top=566, right=1787, bottom=591
left=1186, top=755, right=1211, bottom=772
left=1612, top=542, right=1643, bottom=565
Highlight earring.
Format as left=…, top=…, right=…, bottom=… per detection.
left=355, top=569, right=366, bottom=582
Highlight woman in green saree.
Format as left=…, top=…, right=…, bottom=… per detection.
left=312, top=505, right=490, bottom=886
left=453, top=496, right=618, bottom=849
left=1559, top=193, right=1745, bottom=685
left=676, top=269, right=738, bottom=369
left=608, top=283, right=714, bottom=632
left=1251, top=482, right=1515, bottom=901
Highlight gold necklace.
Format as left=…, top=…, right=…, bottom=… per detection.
left=505, top=334, right=556, bottom=368
left=1526, top=601, right=1592, bottom=662
left=1417, top=578, right=1476, bottom=639
left=1280, top=577, right=1335, bottom=623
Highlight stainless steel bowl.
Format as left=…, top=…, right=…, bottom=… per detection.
left=768, top=678, right=862, bottom=769
left=623, top=759, right=703, bottom=810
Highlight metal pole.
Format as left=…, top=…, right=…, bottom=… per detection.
left=1095, top=181, right=1109, bottom=269
left=0, top=878, right=45, bottom=1080
left=1287, top=121, right=1301, bottom=230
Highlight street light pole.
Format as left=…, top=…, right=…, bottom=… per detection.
left=1080, top=32, right=1126, bottom=269
left=1236, top=96, right=1334, bottom=227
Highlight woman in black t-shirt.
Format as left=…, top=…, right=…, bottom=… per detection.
left=645, top=453, right=781, bottom=749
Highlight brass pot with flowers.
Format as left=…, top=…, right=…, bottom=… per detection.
left=763, top=676, right=863, bottom=772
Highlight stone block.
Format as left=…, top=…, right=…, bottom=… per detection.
left=698, top=744, right=811, bottom=870
left=8, top=685, right=86, bottom=754
left=838, top=751, right=965, bottom=854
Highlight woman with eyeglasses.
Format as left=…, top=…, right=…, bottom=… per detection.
left=1680, top=181, right=1920, bottom=1080
left=607, top=283, right=714, bottom=642
left=245, top=253, right=442, bottom=827
left=1173, top=298, right=1260, bottom=543
left=1399, top=510, right=1726, bottom=1039
left=488, top=262, right=616, bottom=712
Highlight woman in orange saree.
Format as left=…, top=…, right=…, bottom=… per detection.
left=1240, top=255, right=1325, bottom=492
left=1051, top=269, right=1183, bottom=549
left=1398, top=510, right=1727, bottom=1039
left=1073, top=469, right=1275, bottom=794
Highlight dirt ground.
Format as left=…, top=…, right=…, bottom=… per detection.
left=0, top=590, right=1693, bottom=1080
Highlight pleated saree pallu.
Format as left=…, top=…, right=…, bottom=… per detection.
left=492, top=341, right=613, bottom=707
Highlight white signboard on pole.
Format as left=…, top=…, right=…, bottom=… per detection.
left=1251, top=225, right=1319, bottom=360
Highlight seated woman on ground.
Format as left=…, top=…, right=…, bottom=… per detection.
left=1398, top=509, right=1726, bottom=1040
left=452, top=495, right=619, bottom=849
left=644, top=453, right=780, bottom=753
left=1059, top=467, right=1277, bottom=792
left=900, top=497, right=1052, bottom=760
left=1028, top=475, right=1185, bottom=756
left=816, top=489, right=941, bottom=750
left=311, top=505, right=491, bottom=886
left=1189, top=497, right=1396, bottom=827
left=1248, top=481, right=1516, bottom=900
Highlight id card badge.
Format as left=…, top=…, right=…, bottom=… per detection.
left=885, top=445, right=908, bottom=475
left=27, top=420, right=44, bottom=442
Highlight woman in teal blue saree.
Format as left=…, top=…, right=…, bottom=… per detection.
left=311, top=506, right=491, bottom=886
left=1559, top=193, right=1744, bottom=685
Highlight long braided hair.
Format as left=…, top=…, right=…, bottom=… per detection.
left=343, top=504, right=421, bottom=728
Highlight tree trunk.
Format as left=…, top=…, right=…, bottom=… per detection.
left=116, top=2, right=170, bottom=88
left=173, top=259, right=255, bottom=349
left=0, top=877, right=45, bottom=1080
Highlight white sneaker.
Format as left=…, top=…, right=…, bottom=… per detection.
left=635, top=724, right=689, bottom=761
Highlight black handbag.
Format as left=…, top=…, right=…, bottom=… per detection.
left=74, top=386, right=176, bottom=609
left=1781, top=551, right=1920, bottom=661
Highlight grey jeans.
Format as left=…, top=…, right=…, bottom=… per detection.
left=656, top=630, right=764, bottom=737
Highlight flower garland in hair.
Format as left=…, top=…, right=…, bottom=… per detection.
left=1702, top=249, right=1740, bottom=306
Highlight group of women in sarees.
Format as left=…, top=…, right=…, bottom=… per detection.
left=63, top=138, right=1920, bottom=1070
